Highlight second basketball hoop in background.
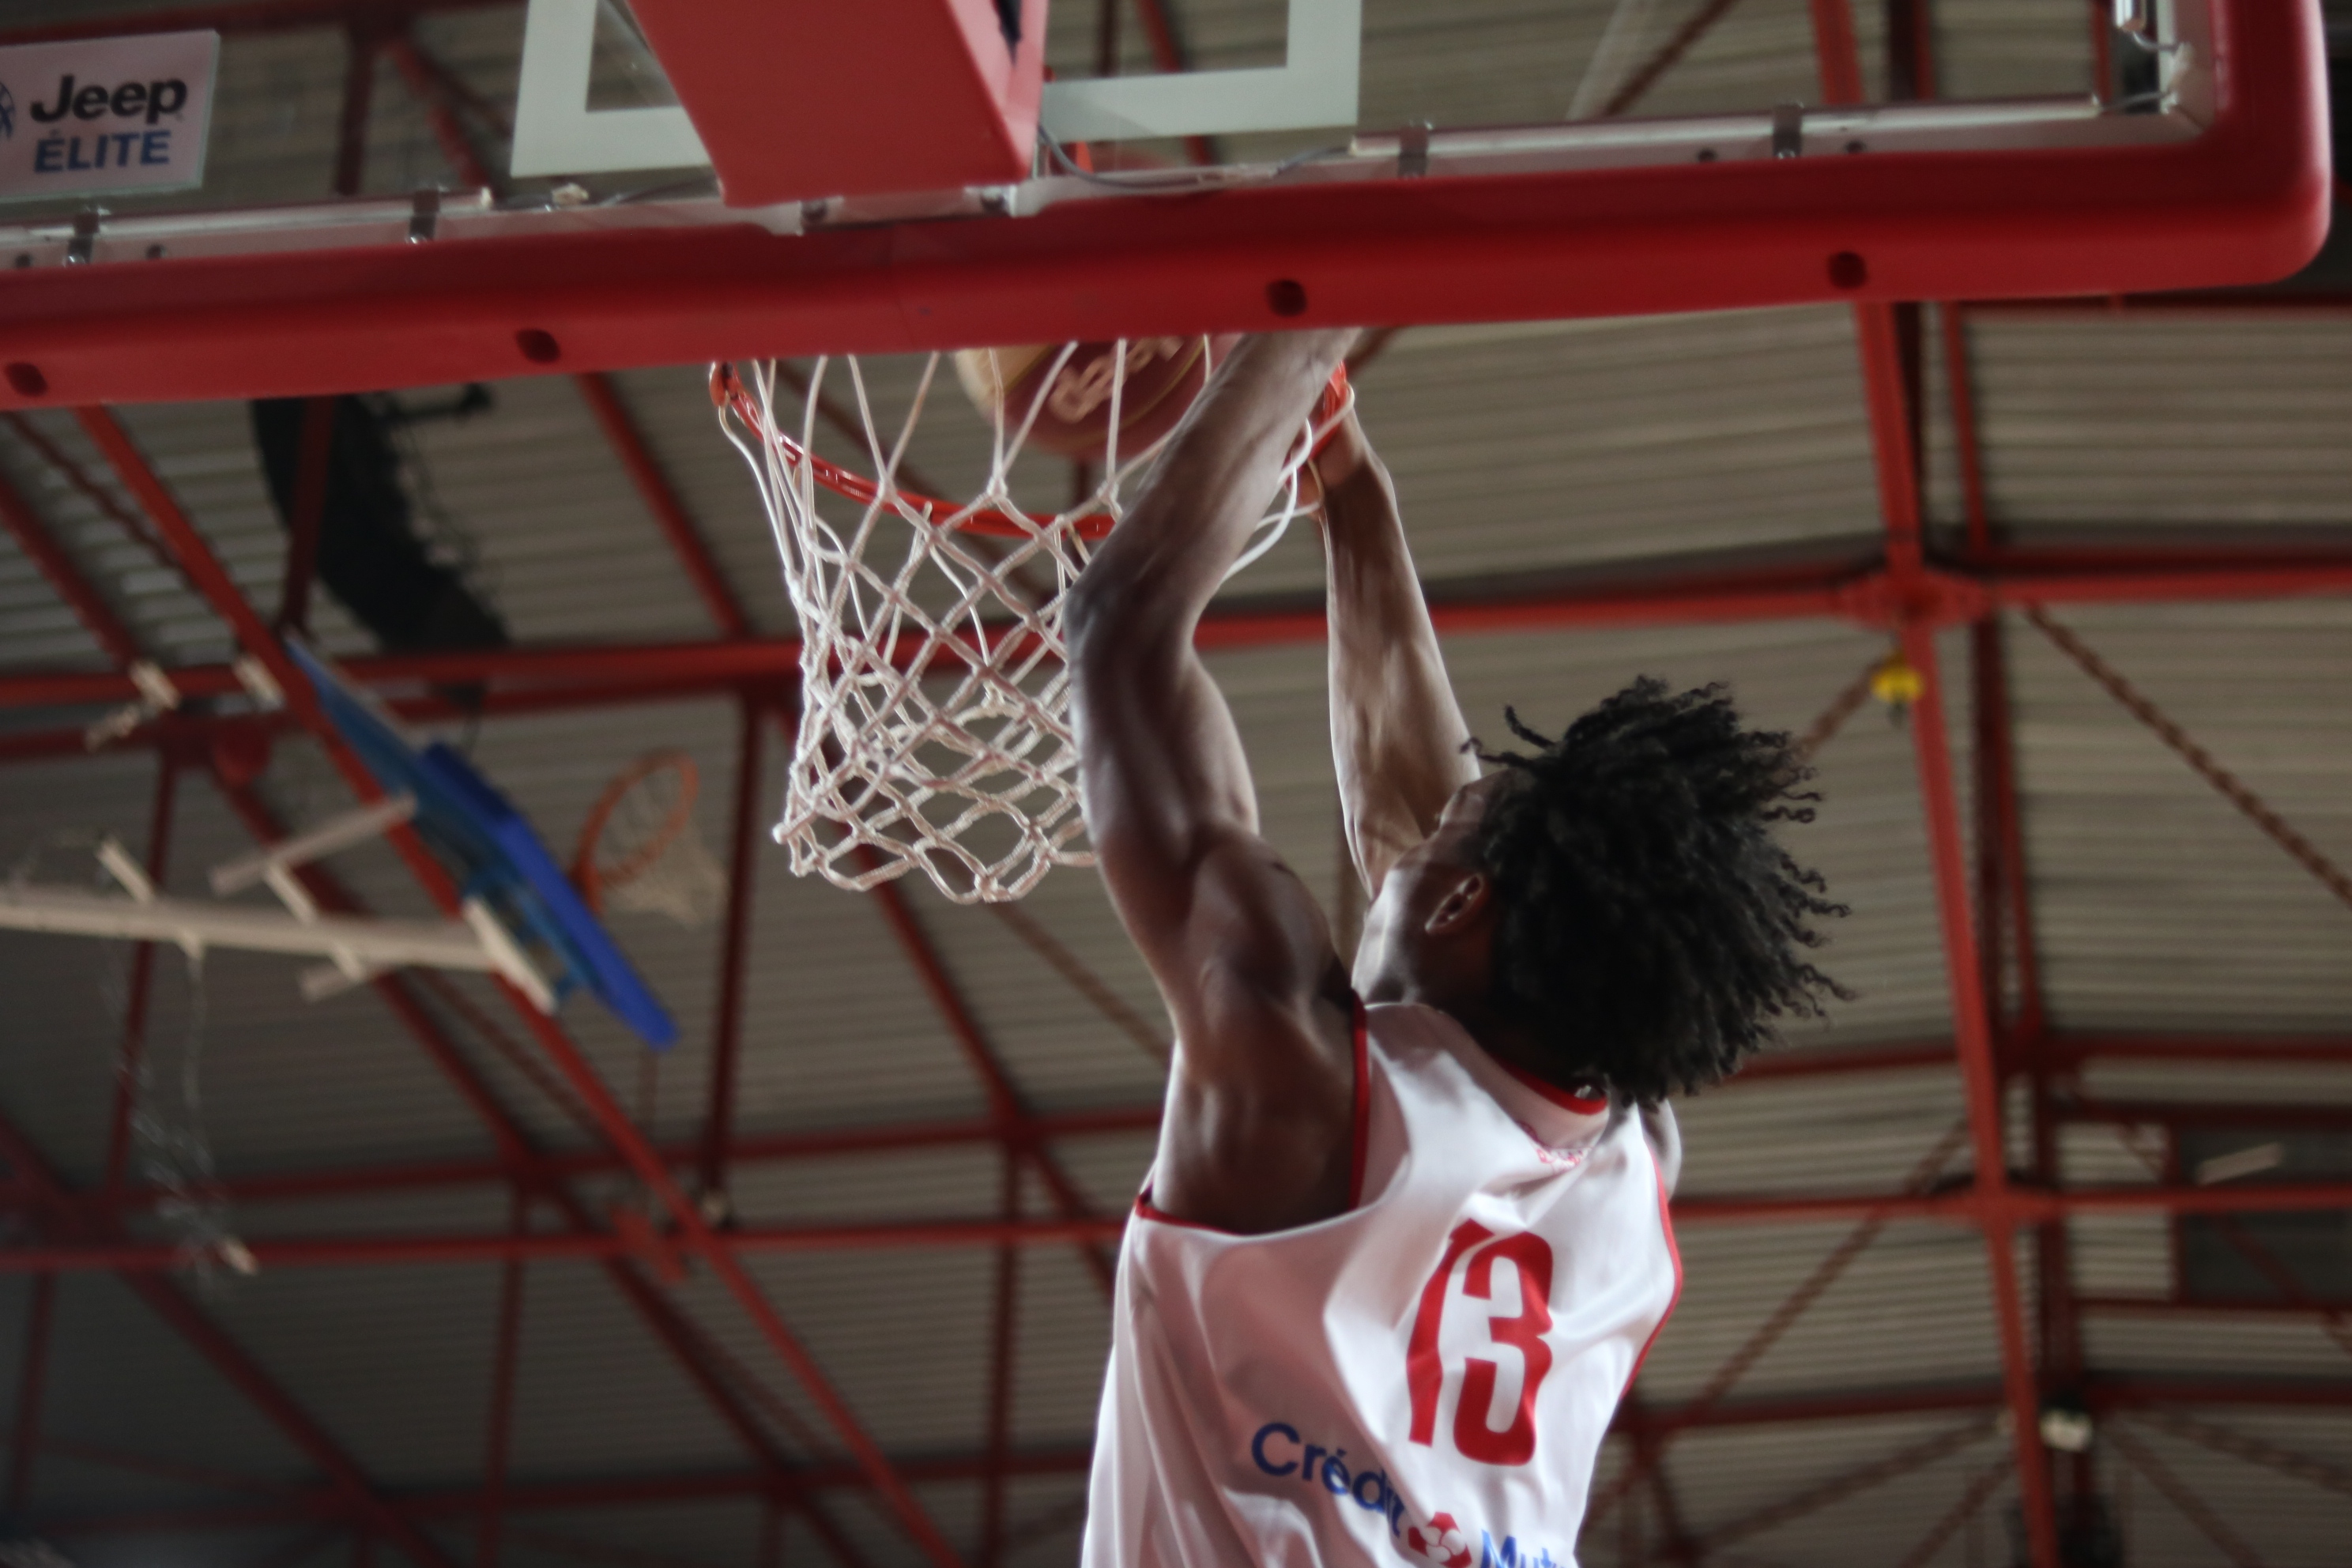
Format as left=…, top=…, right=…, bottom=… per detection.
left=572, top=751, right=728, bottom=927
left=715, top=343, right=1347, bottom=904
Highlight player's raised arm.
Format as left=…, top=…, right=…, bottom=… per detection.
left=1311, top=414, right=1481, bottom=899
left=1063, top=330, right=1359, bottom=1234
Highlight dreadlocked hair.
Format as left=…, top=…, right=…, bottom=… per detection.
left=1470, top=678, right=1849, bottom=1106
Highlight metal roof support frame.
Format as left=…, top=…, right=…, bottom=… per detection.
left=9, top=1172, right=2352, bottom=1273
left=574, top=369, right=753, bottom=638
left=699, top=693, right=767, bottom=1207
left=384, top=31, right=501, bottom=200
left=1811, top=0, right=2059, bottom=1549
left=0, top=465, right=146, bottom=669
left=101, top=760, right=180, bottom=1196
left=15, top=530, right=2352, bottom=731
left=0, top=1111, right=458, bottom=1562
left=6, top=1272, right=58, bottom=1516
left=45, top=1374, right=2352, bottom=1540
left=333, top=24, right=380, bottom=199
left=1941, top=281, right=2098, bottom=1522
left=475, top=1191, right=528, bottom=1568
left=862, top=869, right=1121, bottom=1296
left=273, top=398, right=338, bottom=635
left=980, top=1152, right=1023, bottom=1568
left=74, top=410, right=960, bottom=1568
left=209, top=779, right=882, bottom=1568
left=9, top=1047, right=2352, bottom=1227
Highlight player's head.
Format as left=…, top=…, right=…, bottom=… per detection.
left=1352, top=680, right=1847, bottom=1104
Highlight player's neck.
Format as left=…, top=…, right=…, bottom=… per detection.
left=1412, top=989, right=1558, bottom=1089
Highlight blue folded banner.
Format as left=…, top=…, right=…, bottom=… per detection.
left=286, top=639, right=679, bottom=1051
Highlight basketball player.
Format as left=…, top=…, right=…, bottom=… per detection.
left=1063, top=330, right=1844, bottom=1567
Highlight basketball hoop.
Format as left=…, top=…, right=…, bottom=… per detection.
left=714, top=344, right=1349, bottom=903
left=572, top=750, right=728, bottom=927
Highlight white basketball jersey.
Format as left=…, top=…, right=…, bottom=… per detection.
left=1082, top=1001, right=1681, bottom=1568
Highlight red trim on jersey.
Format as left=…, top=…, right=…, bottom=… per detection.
left=1347, top=993, right=1370, bottom=1208
left=1617, top=1156, right=1684, bottom=1402
left=1495, top=1057, right=1609, bottom=1115
left=1133, top=1192, right=1223, bottom=1231
left=1133, top=993, right=1373, bottom=1231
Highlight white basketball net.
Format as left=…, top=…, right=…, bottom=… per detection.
left=575, top=751, right=729, bottom=927
left=715, top=344, right=1344, bottom=903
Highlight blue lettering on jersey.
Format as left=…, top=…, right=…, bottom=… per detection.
left=1246, top=1419, right=1568, bottom=1566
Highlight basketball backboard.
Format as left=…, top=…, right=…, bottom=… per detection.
left=510, top=0, right=1363, bottom=184
left=286, top=639, right=680, bottom=1050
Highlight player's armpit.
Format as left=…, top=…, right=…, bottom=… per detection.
left=1136, top=832, right=1359, bottom=1233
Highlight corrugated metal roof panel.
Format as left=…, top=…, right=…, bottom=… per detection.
left=1645, top=1413, right=2011, bottom=1568
left=2008, top=600, right=2352, bottom=1034
left=1636, top=1220, right=2012, bottom=1408
left=1959, top=317, right=2352, bottom=533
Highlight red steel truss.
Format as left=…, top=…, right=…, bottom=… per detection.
left=0, top=1, right=2346, bottom=1561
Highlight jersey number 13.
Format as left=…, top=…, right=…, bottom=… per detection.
left=1405, top=1219, right=1557, bottom=1466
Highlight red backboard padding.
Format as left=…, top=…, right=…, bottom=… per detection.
left=0, top=0, right=2326, bottom=409
left=627, top=0, right=1047, bottom=207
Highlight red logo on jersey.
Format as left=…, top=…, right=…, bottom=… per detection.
left=1402, top=1512, right=1473, bottom=1568
left=1404, top=1220, right=1558, bottom=1467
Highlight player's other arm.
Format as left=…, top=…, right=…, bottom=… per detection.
left=1065, top=332, right=1359, bottom=1234
left=1315, top=414, right=1480, bottom=898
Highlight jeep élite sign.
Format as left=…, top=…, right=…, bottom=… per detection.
left=0, top=31, right=219, bottom=202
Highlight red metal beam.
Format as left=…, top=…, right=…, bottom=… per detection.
left=1808, top=0, right=2054, bottom=1551
left=18, top=1034, right=2348, bottom=1225
left=6, top=1273, right=56, bottom=1513
left=980, top=1154, right=1022, bottom=1568
left=1600, top=0, right=1746, bottom=119
left=275, top=397, right=339, bottom=634
left=2029, top=604, right=2352, bottom=916
left=699, top=695, right=767, bottom=1204
left=333, top=28, right=379, bottom=200
left=1968, top=288, right=2352, bottom=318
left=862, top=868, right=1119, bottom=1295
left=101, top=758, right=180, bottom=1198
left=82, top=405, right=959, bottom=1568
left=383, top=32, right=500, bottom=194
left=210, top=781, right=875, bottom=1568
left=0, top=462, right=144, bottom=669
left=0, top=0, right=2325, bottom=409
left=13, top=541, right=2352, bottom=727
left=476, top=1193, right=527, bottom=1568
left=54, top=1374, right=2352, bottom=1538
left=6, top=1178, right=2350, bottom=1273
left=0, top=1113, right=458, bottom=1563
left=2055, top=1032, right=2352, bottom=1065
left=1700, top=1419, right=2000, bottom=1554
left=1901, top=437, right=2063, bottom=1568
left=2105, top=1423, right=2265, bottom=1568
left=1939, top=209, right=2091, bottom=1502
left=574, top=371, right=752, bottom=639
left=2067, top=1098, right=2352, bottom=1132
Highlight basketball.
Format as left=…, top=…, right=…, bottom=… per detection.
left=953, top=336, right=1238, bottom=463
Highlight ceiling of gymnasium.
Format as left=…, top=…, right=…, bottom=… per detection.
left=2, top=2, right=2351, bottom=1566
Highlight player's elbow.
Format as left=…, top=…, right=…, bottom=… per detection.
left=1064, top=560, right=1163, bottom=682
